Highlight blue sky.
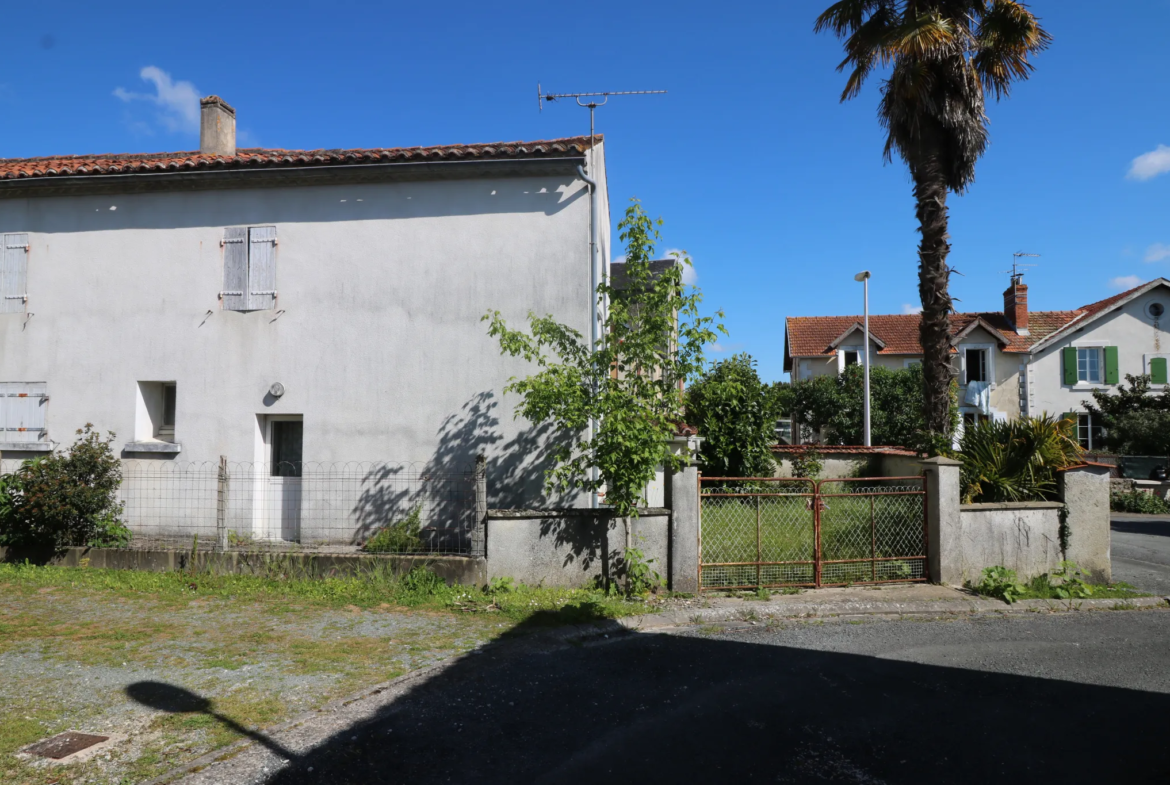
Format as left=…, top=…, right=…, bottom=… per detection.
left=3, top=1, right=1169, bottom=382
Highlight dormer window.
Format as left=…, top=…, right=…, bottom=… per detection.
left=844, top=350, right=859, bottom=367
left=964, top=348, right=989, bottom=384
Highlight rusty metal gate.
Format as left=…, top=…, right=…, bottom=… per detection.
left=698, top=476, right=928, bottom=590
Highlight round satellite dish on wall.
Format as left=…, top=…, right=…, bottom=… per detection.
left=269, top=382, right=285, bottom=398
left=1147, top=302, right=1165, bottom=320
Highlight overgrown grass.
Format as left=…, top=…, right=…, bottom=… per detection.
left=0, top=561, right=651, bottom=624
left=970, top=563, right=1147, bottom=604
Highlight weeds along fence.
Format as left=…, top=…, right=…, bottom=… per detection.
left=3, top=458, right=483, bottom=556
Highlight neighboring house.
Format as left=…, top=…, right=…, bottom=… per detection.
left=784, top=275, right=1170, bottom=449
left=0, top=96, right=610, bottom=542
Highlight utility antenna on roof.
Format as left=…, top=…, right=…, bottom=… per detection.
left=537, top=85, right=667, bottom=170
left=1003, top=252, right=1040, bottom=284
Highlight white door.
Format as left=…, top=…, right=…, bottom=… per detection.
left=255, top=417, right=302, bottom=541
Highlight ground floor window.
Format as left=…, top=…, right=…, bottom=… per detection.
left=1077, top=413, right=1103, bottom=451
left=271, top=419, right=303, bottom=477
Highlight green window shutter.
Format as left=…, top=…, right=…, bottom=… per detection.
left=1062, top=347, right=1078, bottom=386
left=1151, top=357, right=1168, bottom=385
left=1104, top=346, right=1120, bottom=384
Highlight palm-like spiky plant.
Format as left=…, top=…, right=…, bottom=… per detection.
left=815, top=1, right=1050, bottom=440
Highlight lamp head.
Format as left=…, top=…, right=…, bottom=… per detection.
left=854, top=271, right=871, bottom=282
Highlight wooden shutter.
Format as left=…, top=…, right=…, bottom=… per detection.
left=1151, top=357, right=1168, bottom=385
left=221, top=227, right=248, bottom=311
left=1, top=233, right=29, bottom=314
left=2, top=382, right=46, bottom=443
left=248, top=226, right=277, bottom=310
left=1062, top=347, right=1078, bottom=386
left=1103, top=346, right=1119, bottom=385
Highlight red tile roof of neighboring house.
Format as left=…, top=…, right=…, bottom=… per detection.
left=0, top=136, right=597, bottom=181
left=786, top=279, right=1170, bottom=369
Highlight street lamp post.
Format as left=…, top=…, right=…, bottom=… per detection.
left=854, top=271, right=872, bottom=447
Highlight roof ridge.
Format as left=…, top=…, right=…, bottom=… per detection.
left=0, top=135, right=600, bottom=166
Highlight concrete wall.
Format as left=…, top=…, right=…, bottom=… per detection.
left=772, top=455, right=874, bottom=479
left=485, top=508, right=669, bottom=588
left=0, top=147, right=612, bottom=541
left=1029, top=284, right=1170, bottom=419
left=1059, top=466, right=1112, bottom=582
left=955, top=503, right=1065, bottom=584
left=878, top=454, right=925, bottom=478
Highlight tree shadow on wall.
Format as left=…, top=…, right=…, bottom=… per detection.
left=349, top=391, right=577, bottom=551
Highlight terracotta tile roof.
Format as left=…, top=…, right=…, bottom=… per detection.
left=0, top=136, right=596, bottom=181
left=1076, top=280, right=1148, bottom=319
left=786, top=309, right=1082, bottom=361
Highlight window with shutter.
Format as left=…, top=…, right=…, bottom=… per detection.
left=1151, top=357, right=1169, bottom=385
left=0, top=382, right=47, bottom=444
left=221, top=227, right=248, bottom=311
left=1103, top=346, right=1119, bottom=385
left=1, top=233, right=29, bottom=314
left=1062, top=347, right=1078, bottom=386
left=248, top=226, right=277, bottom=310
left=221, top=226, right=277, bottom=311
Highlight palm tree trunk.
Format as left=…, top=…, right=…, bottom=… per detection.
left=911, top=124, right=954, bottom=438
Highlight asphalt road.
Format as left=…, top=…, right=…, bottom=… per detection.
left=253, top=610, right=1170, bottom=785
left=1111, top=514, right=1170, bottom=595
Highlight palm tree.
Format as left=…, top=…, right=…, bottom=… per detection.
left=815, top=1, right=1050, bottom=441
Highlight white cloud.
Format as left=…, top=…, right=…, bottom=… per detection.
left=1110, top=275, right=1143, bottom=290
left=114, top=66, right=201, bottom=133
left=1144, top=243, right=1170, bottom=263
left=707, top=342, right=744, bottom=354
left=901, top=303, right=923, bottom=315
left=1127, top=144, right=1170, bottom=181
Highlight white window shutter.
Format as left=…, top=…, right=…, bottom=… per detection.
left=2, top=382, right=46, bottom=443
left=221, top=227, right=248, bottom=311
left=1, top=233, right=29, bottom=314
left=248, top=226, right=277, bottom=310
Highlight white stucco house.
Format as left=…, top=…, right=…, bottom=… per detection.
left=0, top=96, right=611, bottom=546
left=784, top=275, right=1170, bottom=449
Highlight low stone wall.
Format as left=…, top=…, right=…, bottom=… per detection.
left=0, top=545, right=486, bottom=585
left=485, top=508, right=670, bottom=588
left=878, top=454, right=925, bottom=478
left=955, top=503, right=1065, bottom=585
left=772, top=456, right=875, bottom=479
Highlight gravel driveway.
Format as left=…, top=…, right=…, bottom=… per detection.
left=0, top=579, right=500, bottom=784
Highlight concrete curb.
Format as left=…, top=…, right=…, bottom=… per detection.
left=614, top=595, right=1170, bottom=630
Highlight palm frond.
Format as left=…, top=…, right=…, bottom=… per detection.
left=814, top=0, right=896, bottom=37
left=892, top=12, right=959, bottom=58
left=973, top=0, right=1052, bottom=99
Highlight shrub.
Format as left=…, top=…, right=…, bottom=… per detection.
left=362, top=505, right=424, bottom=553
left=788, top=447, right=823, bottom=480
left=1111, top=489, right=1170, bottom=515
left=788, top=363, right=957, bottom=448
left=685, top=354, right=780, bottom=478
left=974, top=566, right=1025, bottom=604
left=1084, top=374, right=1170, bottom=455
left=960, top=415, right=1082, bottom=503
left=0, top=424, right=129, bottom=549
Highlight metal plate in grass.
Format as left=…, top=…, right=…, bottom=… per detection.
left=23, top=731, right=110, bottom=759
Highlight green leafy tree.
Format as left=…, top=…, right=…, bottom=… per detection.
left=788, top=363, right=953, bottom=447
left=1083, top=374, right=1170, bottom=455
left=0, top=424, right=129, bottom=549
left=686, top=353, right=780, bottom=478
left=484, top=198, right=725, bottom=517
left=816, top=1, right=1050, bottom=440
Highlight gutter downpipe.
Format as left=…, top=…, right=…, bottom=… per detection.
left=577, top=163, right=601, bottom=509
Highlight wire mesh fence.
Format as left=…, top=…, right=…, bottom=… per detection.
left=699, top=475, right=927, bottom=590
left=2, top=458, right=483, bottom=555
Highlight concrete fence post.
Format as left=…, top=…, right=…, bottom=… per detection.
left=216, top=455, right=228, bottom=550
left=919, top=456, right=962, bottom=585
left=474, top=453, right=488, bottom=558
left=1058, top=464, right=1112, bottom=583
left=667, top=464, right=700, bottom=593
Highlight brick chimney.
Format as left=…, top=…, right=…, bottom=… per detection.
left=1004, top=275, right=1029, bottom=335
left=199, top=96, right=236, bottom=157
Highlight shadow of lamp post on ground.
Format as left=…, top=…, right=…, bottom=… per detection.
left=125, top=681, right=298, bottom=763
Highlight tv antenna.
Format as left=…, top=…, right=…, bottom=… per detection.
left=1003, top=252, right=1040, bottom=283
left=537, top=85, right=667, bottom=167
